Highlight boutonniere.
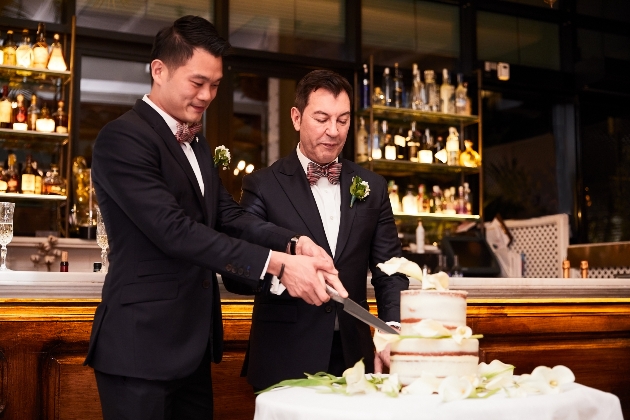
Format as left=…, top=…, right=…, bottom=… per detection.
left=350, top=176, right=370, bottom=208
left=213, top=145, right=231, bottom=170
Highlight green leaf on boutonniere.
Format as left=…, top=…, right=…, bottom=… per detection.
left=213, top=145, right=231, bottom=170
left=350, top=176, right=370, bottom=208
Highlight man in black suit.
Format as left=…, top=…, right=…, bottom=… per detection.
left=85, top=17, right=346, bottom=420
left=227, top=70, right=408, bottom=390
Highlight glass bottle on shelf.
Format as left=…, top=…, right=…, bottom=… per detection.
left=431, top=185, right=443, bottom=213
left=393, top=63, right=403, bottom=108
left=32, top=160, right=42, bottom=194
left=382, top=67, right=392, bottom=106
left=3, top=30, right=17, bottom=66
left=418, top=127, right=434, bottom=164
left=434, top=136, right=447, bottom=164
left=424, top=70, right=439, bottom=112
left=32, top=23, right=49, bottom=69
left=47, top=33, right=68, bottom=71
left=21, top=154, right=36, bottom=194
left=27, top=94, right=40, bottom=131
left=456, top=185, right=466, bottom=214
left=402, top=185, right=418, bottom=214
left=440, top=69, right=455, bottom=114
left=0, top=86, right=12, bottom=128
left=451, top=255, right=463, bottom=277
left=371, top=120, right=382, bottom=159
left=0, top=165, right=6, bottom=193
left=15, top=29, right=33, bottom=68
left=372, top=87, right=385, bottom=106
left=417, top=184, right=430, bottom=213
left=459, top=139, right=481, bottom=167
left=381, top=121, right=396, bottom=160
left=435, top=254, right=447, bottom=274
left=455, top=73, right=470, bottom=115
left=361, top=64, right=370, bottom=109
left=355, top=117, right=368, bottom=162
left=5, top=153, right=20, bottom=193
left=394, top=127, right=407, bottom=160
left=445, top=127, right=460, bottom=166
left=416, top=220, right=425, bottom=253
left=464, top=182, right=472, bottom=214
left=13, top=94, right=27, bottom=126
left=388, top=181, right=401, bottom=213
left=43, top=164, right=66, bottom=195
left=53, top=100, right=68, bottom=133
left=407, top=122, right=421, bottom=162
left=410, top=64, right=425, bottom=111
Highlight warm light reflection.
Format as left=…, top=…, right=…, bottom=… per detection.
left=237, top=160, right=246, bottom=170
left=245, top=164, right=254, bottom=174
left=233, top=168, right=240, bottom=176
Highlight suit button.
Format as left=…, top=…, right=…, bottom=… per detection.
left=325, top=305, right=332, bottom=313
left=202, top=280, right=210, bottom=289
left=226, top=264, right=233, bottom=271
left=238, top=268, right=244, bottom=275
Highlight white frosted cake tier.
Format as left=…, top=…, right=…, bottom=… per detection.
left=400, top=289, right=468, bottom=334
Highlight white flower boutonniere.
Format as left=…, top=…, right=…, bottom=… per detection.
left=213, top=145, right=231, bottom=170
left=350, top=176, right=370, bottom=208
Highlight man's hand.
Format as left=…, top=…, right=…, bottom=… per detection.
left=374, top=343, right=391, bottom=374
left=268, top=251, right=347, bottom=305
left=295, top=236, right=330, bottom=261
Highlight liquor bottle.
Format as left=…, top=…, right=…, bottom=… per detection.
left=371, top=120, right=382, bottom=159
left=372, top=87, right=385, bottom=106
left=455, top=73, right=469, bottom=115
left=383, top=127, right=396, bottom=161
left=388, top=181, right=401, bottom=213
left=355, top=116, right=368, bottom=162
left=32, top=159, right=42, bottom=194
left=445, top=127, right=460, bottom=166
left=0, top=31, right=3, bottom=65
left=410, top=64, right=425, bottom=111
left=463, top=182, right=472, bottom=214
left=393, top=63, right=403, bottom=108
left=459, top=139, right=481, bottom=167
left=418, top=127, right=434, bottom=164
left=456, top=185, right=466, bottom=214
left=382, top=67, right=392, bottom=106
left=27, top=94, right=40, bottom=130
left=0, top=86, right=12, bottom=128
left=21, top=154, right=36, bottom=194
left=440, top=69, right=455, bottom=114
left=443, top=188, right=453, bottom=214
left=431, top=185, right=443, bottom=213
left=43, top=163, right=66, bottom=195
left=451, top=255, right=463, bottom=277
left=5, top=153, right=20, bottom=193
left=417, top=184, right=430, bottom=213
left=401, top=185, right=418, bottom=214
left=47, top=33, right=67, bottom=71
left=361, top=64, right=370, bottom=109
left=13, top=94, right=27, bottom=125
left=32, top=23, right=49, bottom=69
left=60, top=251, right=69, bottom=272
left=0, top=164, right=6, bottom=193
left=15, top=29, right=33, bottom=68
left=416, top=220, right=425, bottom=253
left=53, top=100, right=68, bottom=133
left=434, top=136, right=447, bottom=164
left=3, top=30, right=17, bottom=66
left=394, top=127, right=407, bottom=160
left=435, top=254, right=447, bottom=274
left=424, top=70, right=439, bottom=112
left=406, top=122, right=421, bottom=162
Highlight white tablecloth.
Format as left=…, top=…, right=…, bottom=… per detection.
left=254, top=383, right=623, bottom=420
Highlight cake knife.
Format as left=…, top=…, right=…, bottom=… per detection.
left=325, top=285, right=400, bottom=335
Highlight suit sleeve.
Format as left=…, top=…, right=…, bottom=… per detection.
left=368, top=176, right=409, bottom=322
left=92, top=118, right=293, bottom=284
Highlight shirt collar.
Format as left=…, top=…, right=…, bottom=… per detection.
left=296, top=143, right=339, bottom=176
left=143, top=94, right=178, bottom=137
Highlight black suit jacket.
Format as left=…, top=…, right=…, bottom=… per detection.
left=225, top=150, right=408, bottom=389
left=85, top=100, right=295, bottom=381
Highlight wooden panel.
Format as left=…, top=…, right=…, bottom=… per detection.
left=212, top=348, right=256, bottom=419
left=0, top=350, right=6, bottom=415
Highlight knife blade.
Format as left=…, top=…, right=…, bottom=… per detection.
left=326, top=285, right=400, bottom=335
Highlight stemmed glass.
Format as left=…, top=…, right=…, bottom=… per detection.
left=95, top=207, right=109, bottom=274
left=0, top=202, right=15, bottom=271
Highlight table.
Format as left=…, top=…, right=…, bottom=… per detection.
left=254, top=383, right=623, bottom=420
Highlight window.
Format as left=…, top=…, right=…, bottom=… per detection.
left=76, top=0, right=213, bottom=36
left=477, top=12, right=560, bottom=71
left=229, top=0, right=346, bottom=60
left=1, top=0, right=61, bottom=23
left=577, top=0, right=630, bottom=23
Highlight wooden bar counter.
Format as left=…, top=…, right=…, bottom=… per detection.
left=1, top=273, right=629, bottom=419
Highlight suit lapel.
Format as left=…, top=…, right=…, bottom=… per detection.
left=275, top=151, right=332, bottom=256
left=133, top=100, right=208, bottom=220
left=190, top=136, right=214, bottom=225
left=334, top=159, right=356, bottom=263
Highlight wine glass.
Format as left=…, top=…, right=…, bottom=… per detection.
left=0, top=202, right=15, bottom=271
left=95, top=207, right=109, bottom=274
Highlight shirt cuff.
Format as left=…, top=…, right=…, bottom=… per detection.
left=269, top=276, right=287, bottom=295
left=261, top=250, right=272, bottom=280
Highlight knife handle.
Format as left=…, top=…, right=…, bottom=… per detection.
left=325, top=284, right=344, bottom=303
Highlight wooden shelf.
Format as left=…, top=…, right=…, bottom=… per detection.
left=393, top=212, right=480, bottom=222
left=358, top=105, right=479, bottom=126
left=0, top=193, right=67, bottom=202
left=0, top=128, right=69, bottom=149
left=0, top=64, right=71, bottom=84
left=358, top=159, right=480, bottom=177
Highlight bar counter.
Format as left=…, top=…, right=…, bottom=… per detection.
left=0, top=273, right=629, bottom=419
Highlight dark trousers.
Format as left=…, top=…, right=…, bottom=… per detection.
left=94, top=356, right=213, bottom=420
left=328, top=330, right=346, bottom=377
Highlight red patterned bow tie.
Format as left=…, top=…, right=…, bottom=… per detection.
left=306, top=161, right=342, bottom=186
left=175, top=122, right=202, bottom=144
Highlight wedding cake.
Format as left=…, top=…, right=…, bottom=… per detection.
left=389, top=289, right=479, bottom=386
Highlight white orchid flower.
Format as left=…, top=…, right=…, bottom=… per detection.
left=380, top=373, right=401, bottom=397
left=422, top=271, right=450, bottom=291
left=402, top=372, right=441, bottom=395
left=451, top=326, right=472, bottom=344
left=478, top=360, right=515, bottom=390
left=530, top=365, right=575, bottom=394
left=413, top=319, right=452, bottom=337
left=438, top=376, right=473, bottom=402
left=373, top=328, right=401, bottom=352
left=343, top=360, right=376, bottom=394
